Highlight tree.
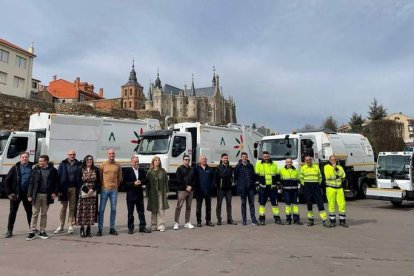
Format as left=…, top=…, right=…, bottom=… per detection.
left=349, top=112, right=364, bottom=133
left=299, top=124, right=316, bottom=132
left=321, top=116, right=338, bottom=131
left=368, top=98, right=387, bottom=121
left=363, top=120, right=406, bottom=157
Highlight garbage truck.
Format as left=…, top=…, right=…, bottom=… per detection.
left=136, top=122, right=264, bottom=192
left=366, top=151, right=414, bottom=207
left=254, top=130, right=376, bottom=198
left=0, top=112, right=160, bottom=195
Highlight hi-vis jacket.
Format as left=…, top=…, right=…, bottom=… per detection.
left=279, top=166, right=300, bottom=189
left=255, top=160, right=278, bottom=186
left=324, top=164, right=346, bottom=188
left=300, top=163, right=322, bottom=184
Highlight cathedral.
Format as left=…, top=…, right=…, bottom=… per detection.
left=121, top=62, right=237, bottom=125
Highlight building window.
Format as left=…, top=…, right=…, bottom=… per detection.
left=123, top=101, right=127, bottom=108
left=130, top=88, right=133, bottom=96
left=129, top=100, right=132, bottom=108
left=13, top=76, right=25, bottom=89
left=32, top=81, right=37, bottom=89
left=15, top=55, right=27, bottom=69
left=0, top=71, right=7, bottom=84
left=0, top=49, right=9, bottom=62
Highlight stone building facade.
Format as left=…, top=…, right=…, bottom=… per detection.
left=121, top=61, right=146, bottom=110
left=144, top=70, right=236, bottom=125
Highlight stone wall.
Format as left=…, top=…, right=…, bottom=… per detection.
left=0, top=93, right=55, bottom=130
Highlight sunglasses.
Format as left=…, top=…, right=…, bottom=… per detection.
left=184, top=158, right=190, bottom=161
left=69, top=154, right=76, bottom=156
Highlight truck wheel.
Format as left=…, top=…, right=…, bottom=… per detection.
left=391, top=201, right=402, bottom=207
left=358, top=181, right=368, bottom=199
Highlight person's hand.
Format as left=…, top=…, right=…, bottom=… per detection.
left=135, top=180, right=141, bottom=186
left=8, top=193, right=16, bottom=201
left=28, top=196, right=32, bottom=202
left=51, top=193, right=56, bottom=200
left=87, top=189, right=95, bottom=197
left=186, top=186, right=192, bottom=192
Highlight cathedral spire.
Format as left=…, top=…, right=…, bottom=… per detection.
left=155, top=68, right=162, bottom=89
left=148, top=80, right=153, bottom=101
left=190, top=74, right=196, bottom=96
left=212, top=66, right=216, bottom=87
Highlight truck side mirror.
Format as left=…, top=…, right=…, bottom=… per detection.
left=254, top=149, right=258, bottom=159
left=254, top=142, right=258, bottom=149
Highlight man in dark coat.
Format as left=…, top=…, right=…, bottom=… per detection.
left=4, top=151, right=34, bottom=238
left=235, top=152, right=258, bottom=226
left=123, top=156, right=151, bottom=234
left=27, top=155, right=59, bottom=240
left=55, top=149, right=82, bottom=234
left=215, top=153, right=237, bottom=225
left=194, top=155, right=215, bottom=227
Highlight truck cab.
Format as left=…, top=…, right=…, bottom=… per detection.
left=0, top=130, right=37, bottom=195
left=367, top=152, right=414, bottom=206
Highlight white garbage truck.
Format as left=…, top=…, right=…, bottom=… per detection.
left=0, top=112, right=160, bottom=195
left=366, top=151, right=414, bottom=207
left=136, top=122, right=264, bottom=192
left=254, top=130, right=376, bottom=198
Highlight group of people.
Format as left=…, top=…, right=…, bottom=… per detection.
left=4, top=148, right=349, bottom=241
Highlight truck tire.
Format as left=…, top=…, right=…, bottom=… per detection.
left=391, top=201, right=403, bottom=207
left=358, top=180, right=368, bottom=199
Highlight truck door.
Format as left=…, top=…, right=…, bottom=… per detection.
left=171, top=134, right=191, bottom=168
left=2, top=133, right=36, bottom=171
left=299, top=136, right=318, bottom=163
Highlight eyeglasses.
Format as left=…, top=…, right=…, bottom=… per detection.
left=184, top=158, right=190, bottom=161
left=69, top=154, right=76, bottom=156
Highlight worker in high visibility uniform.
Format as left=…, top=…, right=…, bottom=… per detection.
left=324, top=155, right=349, bottom=228
left=279, top=158, right=302, bottom=225
left=300, top=155, right=331, bottom=228
left=254, top=151, right=283, bottom=225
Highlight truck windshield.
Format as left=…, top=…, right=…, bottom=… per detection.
left=0, top=135, right=9, bottom=155
left=137, top=136, right=170, bottom=154
left=377, top=155, right=411, bottom=180
left=260, top=138, right=298, bottom=160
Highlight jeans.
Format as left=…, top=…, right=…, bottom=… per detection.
left=196, top=193, right=212, bottom=224
left=127, top=198, right=146, bottom=231
left=7, top=192, right=32, bottom=231
left=99, top=189, right=118, bottom=230
left=216, top=189, right=233, bottom=222
left=240, top=189, right=256, bottom=223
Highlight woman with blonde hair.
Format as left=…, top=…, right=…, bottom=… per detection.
left=146, top=156, right=169, bottom=231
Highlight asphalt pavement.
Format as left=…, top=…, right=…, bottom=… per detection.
left=1, top=193, right=414, bottom=276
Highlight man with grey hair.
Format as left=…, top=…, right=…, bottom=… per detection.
left=122, top=155, right=151, bottom=234
left=194, top=155, right=215, bottom=227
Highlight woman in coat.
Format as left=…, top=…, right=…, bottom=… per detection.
left=146, top=156, right=169, bottom=232
left=76, top=155, right=100, bottom=237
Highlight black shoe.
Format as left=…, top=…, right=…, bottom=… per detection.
left=259, top=216, right=266, bottom=225
left=197, top=223, right=202, bottom=227
left=109, top=228, right=118, bottom=236
left=286, top=220, right=292, bottom=225
left=96, top=229, right=102, bottom=237
left=252, top=220, right=260, bottom=226
left=330, top=221, right=336, bottom=228
left=323, top=221, right=332, bottom=228
left=339, top=221, right=349, bottom=228
left=5, top=230, right=12, bottom=238
left=26, top=232, right=36, bottom=241
left=217, top=220, right=222, bottom=225
left=227, top=220, right=237, bottom=225
left=294, top=220, right=303, bottom=225
left=38, top=231, right=50, bottom=239
left=307, top=220, right=314, bottom=226
left=274, top=216, right=284, bottom=225
left=86, top=226, right=91, bottom=237
left=206, top=221, right=215, bottom=227
left=80, top=228, right=85, bottom=238
left=128, top=229, right=134, bottom=234
left=139, top=228, right=151, bottom=233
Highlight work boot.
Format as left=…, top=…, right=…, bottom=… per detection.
left=307, top=219, right=314, bottom=226
left=285, top=220, right=292, bottom=225
left=5, top=230, right=13, bottom=238
left=274, top=216, right=284, bottom=225
left=322, top=220, right=332, bottom=228
left=330, top=220, right=336, bottom=227
left=259, top=215, right=266, bottom=225
left=339, top=220, right=349, bottom=228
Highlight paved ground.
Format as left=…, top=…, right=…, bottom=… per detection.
left=1, top=193, right=413, bottom=276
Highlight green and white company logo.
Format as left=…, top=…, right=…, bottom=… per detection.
left=108, top=132, right=116, bottom=142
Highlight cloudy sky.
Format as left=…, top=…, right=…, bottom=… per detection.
left=2, top=0, right=414, bottom=132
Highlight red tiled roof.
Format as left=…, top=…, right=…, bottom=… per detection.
left=47, top=79, right=103, bottom=100
left=0, top=38, right=36, bottom=58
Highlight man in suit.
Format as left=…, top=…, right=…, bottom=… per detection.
left=123, top=156, right=151, bottom=234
